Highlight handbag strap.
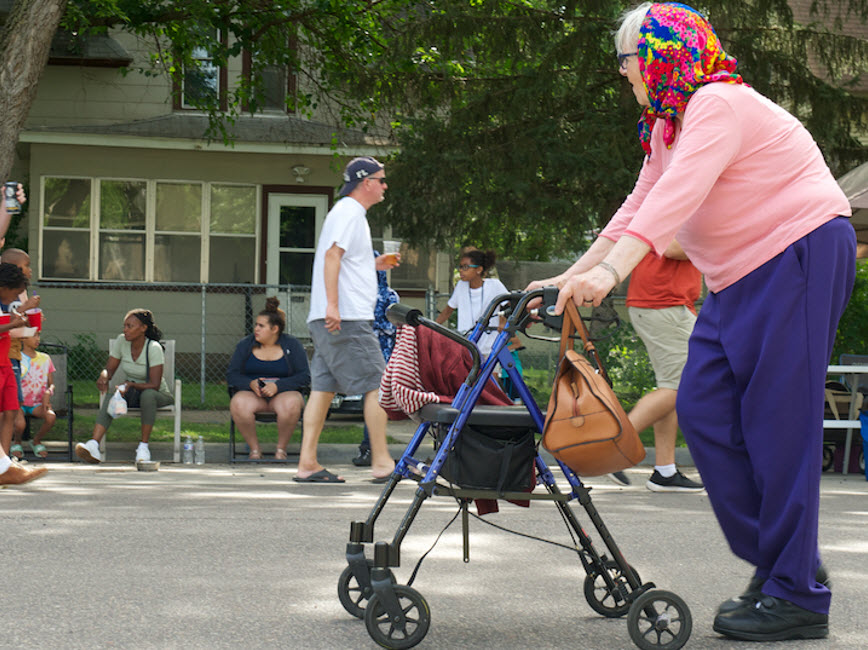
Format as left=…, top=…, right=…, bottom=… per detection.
left=558, top=301, right=611, bottom=384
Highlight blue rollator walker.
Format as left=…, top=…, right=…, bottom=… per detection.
left=338, top=288, right=692, bottom=650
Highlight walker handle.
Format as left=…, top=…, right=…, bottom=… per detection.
left=386, top=303, right=423, bottom=327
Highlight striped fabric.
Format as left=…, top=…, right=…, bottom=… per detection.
left=378, top=325, right=441, bottom=418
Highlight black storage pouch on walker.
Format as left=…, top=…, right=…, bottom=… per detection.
left=436, top=425, right=536, bottom=493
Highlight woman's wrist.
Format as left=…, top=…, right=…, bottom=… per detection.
left=596, top=261, right=622, bottom=286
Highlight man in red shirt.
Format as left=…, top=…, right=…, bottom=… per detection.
left=619, top=241, right=704, bottom=491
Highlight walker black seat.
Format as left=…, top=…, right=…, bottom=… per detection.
left=418, top=403, right=537, bottom=429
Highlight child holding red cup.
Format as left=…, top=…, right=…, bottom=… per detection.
left=0, top=263, right=46, bottom=485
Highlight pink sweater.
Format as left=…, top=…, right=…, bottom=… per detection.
left=601, top=83, right=851, bottom=292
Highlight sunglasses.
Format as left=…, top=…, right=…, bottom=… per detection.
left=366, top=176, right=387, bottom=185
left=458, top=264, right=480, bottom=271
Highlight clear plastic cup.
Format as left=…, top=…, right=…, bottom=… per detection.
left=382, top=240, right=401, bottom=266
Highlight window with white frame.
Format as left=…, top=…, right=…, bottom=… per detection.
left=42, top=177, right=92, bottom=279
left=99, top=179, right=146, bottom=281
left=210, top=185, right=257, bottom=283
left=182, top=43, right=219, bottom=108
left=174, top=29, right=226, bottom=111
left=40, top=177, right=257, bottom=283
left=155, top=182, right=202, bottom=282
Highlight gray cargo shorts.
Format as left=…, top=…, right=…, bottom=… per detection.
left=308, top=319, right=386, bottom=395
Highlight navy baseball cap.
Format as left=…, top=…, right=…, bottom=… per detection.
left=338, top=156, right=384, bottom=197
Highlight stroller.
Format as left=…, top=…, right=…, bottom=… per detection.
left=338, top=288, right=692, bottom=650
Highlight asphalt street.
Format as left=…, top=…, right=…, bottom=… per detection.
left=3, top=458, right=867, bottom=650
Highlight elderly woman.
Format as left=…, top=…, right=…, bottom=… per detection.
left=76, top=309, right=174, bottom=464
left=227, top=298, right=309, bottom=460
left=532, top=3, right=854, bottom=642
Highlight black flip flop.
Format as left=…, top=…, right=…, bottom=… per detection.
left=293, top=469, right=345, bottom=483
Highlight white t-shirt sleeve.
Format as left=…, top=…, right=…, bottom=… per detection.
left=447, top=283, right=461, bottom=310
left=109, top=334, right=125, bottom=359
left=331, top=210, right=366, bottom=253
left=488, top=278, right=509, bottom=296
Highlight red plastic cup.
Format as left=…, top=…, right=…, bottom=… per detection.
left=25, top=308, right=42, bottom=331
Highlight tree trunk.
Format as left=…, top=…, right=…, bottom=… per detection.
left=0, top=0, right=68, bottom=183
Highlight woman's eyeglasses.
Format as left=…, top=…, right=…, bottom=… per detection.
left=458, top=264, right=480, bottom=271
left=618, top=52, right=638, bottom=70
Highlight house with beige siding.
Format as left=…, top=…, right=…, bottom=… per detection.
left=5, top=22, right=451, bottom=377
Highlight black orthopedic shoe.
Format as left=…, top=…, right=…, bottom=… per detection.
left=352, top=447, right=372, bottom=467
left=713, top=595, right=828, bottom=641
left=717, top=564, right=830, bottom=615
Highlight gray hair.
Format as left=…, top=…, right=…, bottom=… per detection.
left=615, top=2, right=652, bottom=55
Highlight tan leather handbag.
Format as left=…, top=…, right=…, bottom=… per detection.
left=541, top=301, right=645, bottom=476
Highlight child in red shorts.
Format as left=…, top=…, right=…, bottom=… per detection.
left=0, top=262, right=46, bottom=485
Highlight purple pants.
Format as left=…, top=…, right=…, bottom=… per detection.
left=677, top=217, right=855, bottom=615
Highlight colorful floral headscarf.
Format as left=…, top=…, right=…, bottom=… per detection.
left=637, top=3, right=743, bottom=155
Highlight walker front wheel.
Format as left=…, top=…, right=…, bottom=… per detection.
left=337, top=564, right=396, bottom=619
left=627, top=589, right=692, bottom=650
left=364, top=585, right=430, bottom=650
left=583, top=560, right=640, bottom=618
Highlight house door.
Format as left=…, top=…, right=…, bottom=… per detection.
left=266, top=193, right=329, bottom=336
left=265, top=193, right=329, bottom=286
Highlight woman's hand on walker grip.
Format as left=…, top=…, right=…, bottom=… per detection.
left=553, top=267, right=615, bottom=314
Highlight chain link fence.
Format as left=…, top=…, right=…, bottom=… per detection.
left=30, top=281, right=610, bottom=411
left=33, top=281, right=319, bottom=409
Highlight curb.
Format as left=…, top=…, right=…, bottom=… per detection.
left=82, top=441, right=695, bottom=467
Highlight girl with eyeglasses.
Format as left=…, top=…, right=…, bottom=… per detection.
left=435, top=248, right=509, bottom=358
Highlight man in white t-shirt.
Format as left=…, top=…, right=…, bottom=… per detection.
left=298, top=157, right=398, bottom=483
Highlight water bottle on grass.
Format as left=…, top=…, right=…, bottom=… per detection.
left=195, top=436, right=205, bottom=465
left=183, top=435, right=194, bottom=464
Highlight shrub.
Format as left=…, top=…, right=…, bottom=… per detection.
left=833, top=260, right=868, bottom=360
left=65, top=332, right=107, bottom=381
left=594, top=320, right=656, bottom=405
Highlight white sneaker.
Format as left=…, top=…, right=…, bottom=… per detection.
left=75, top=439, right=102, bottom=464
left=135, top=443, right=151, bottom=462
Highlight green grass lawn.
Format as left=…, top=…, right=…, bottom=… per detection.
left=41, top=413, right=378, bottom=444
left=72, top=381, right=231, bottom=410
left=636, top=428, right=688, bottom=448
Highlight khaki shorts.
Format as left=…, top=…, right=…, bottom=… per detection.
left=628, top=305, right=696, bottom=390
left=308, top=319, right=386, bottom=395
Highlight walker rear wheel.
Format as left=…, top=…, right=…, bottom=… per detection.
left=364, top=585, right=430, bottom=650
left=822, top=445, right=834, bottom=472
left=583, top=560, right=640, bottom=618
left=627, top=589, right=692, bottom=650
left=337, top=564, right=396, bottom=619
